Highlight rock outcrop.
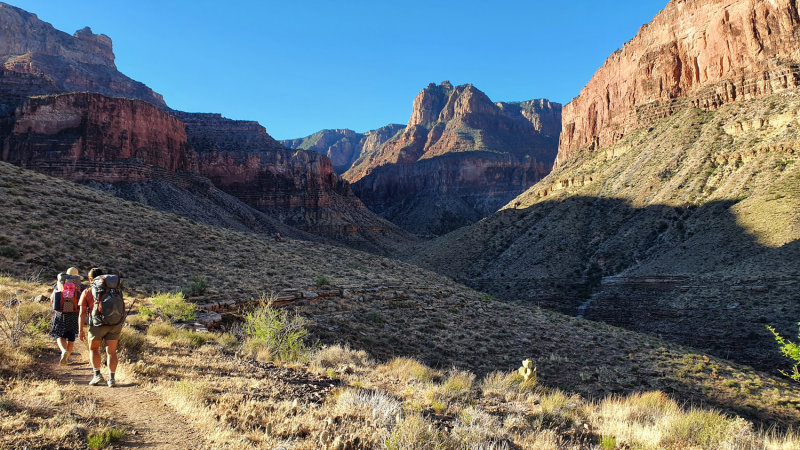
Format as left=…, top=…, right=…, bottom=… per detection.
left=176, top=112, right=413, bottom=252
left=0, top=3, right=165, bottom=107
left=281, top=124, right=404, bottom=174
left=341, top=81, right=560, bottom=235
left=1, top=93, right=193, bottom=181
left=558, top=0, right=800, bottom=165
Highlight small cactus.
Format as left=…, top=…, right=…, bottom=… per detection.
left=518, top=359, right=537, bottom=381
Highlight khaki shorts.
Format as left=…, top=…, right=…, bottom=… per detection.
left=88, top=322, right=124, bottom=342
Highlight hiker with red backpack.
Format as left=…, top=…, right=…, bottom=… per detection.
left=78, top=267, right=126, bottom=387
left=50, top=266, right=84, bottom=365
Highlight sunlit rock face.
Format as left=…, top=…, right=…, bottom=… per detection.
left=558, top=0, right=800, bottom=166
left=342, top=82, right=560, bottom=235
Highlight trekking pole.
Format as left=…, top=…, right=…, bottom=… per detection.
left=125, top=299, right=137, bottom=319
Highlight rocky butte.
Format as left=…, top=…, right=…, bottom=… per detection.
left=558, top=0, right=800, bottom=165
left=0, top=2, right=411, bottom=253
left=329, top=81, right=561, bottom=235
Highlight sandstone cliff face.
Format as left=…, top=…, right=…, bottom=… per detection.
left=177, top=112, right=412, bottom=252
left=1, top=93, right=193, bottom=182
left=558, top=0, right=800, bottom=165
left=342, top=81, right=560, bottom=235
left=0, top=3, right=165, bottom=106
left=281, top=124, right=404, bottom=174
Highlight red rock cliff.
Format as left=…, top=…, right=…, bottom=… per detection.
left=345, top=82, right=560, bottom=183
left=1, top=93, right=193, bottom=181
left=0, top=3, right=165, bottom=107
left=558, top=0, right=800, bottom=165
left=175, top=112, right=410, bottom=251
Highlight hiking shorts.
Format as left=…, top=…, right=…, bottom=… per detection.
left=88, top=322, right=124, bottom=342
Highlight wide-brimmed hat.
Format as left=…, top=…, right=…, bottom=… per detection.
left=66, top=267, right=84, bottom=280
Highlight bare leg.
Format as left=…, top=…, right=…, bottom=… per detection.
left=56, top=337, right=68, bottom=353
left=90, top=339, right=102, bottom=370
left=105, top=340, right=119, bottom=373
left=66, top=341, right=74, bottom=353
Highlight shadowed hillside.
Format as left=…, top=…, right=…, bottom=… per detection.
left=405, top=92, right=800, bottom=376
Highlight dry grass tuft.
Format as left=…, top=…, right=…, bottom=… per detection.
left=379, top=357, right=440, bottom=383
left=311, top=343, right=373, bottom=371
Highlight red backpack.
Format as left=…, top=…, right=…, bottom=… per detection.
left=54, top=273, right=81, bottom=313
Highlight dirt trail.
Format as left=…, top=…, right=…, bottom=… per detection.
left=42, top=348, right=207, bottom=449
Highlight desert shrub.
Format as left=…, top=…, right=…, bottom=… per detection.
left=334, top=389, right=401, bottom=429
left=87, top=427, right=125, bottom=450
left=661, top=409, right=754, bottom=449
left=451, top=407, right=509, bottom=449
left=385, top=414, right=447, bottom=450
left=172, top=379, right=210, bottom=403
left=481, top=370, right=537, bottom=399
left=314, top=275, right=330, bottom=286
left=151, top=292, right=196, bottom=324
left=0, top=296, right=50, bottom=346
left=137, top=305, right=154, bottom=319
left=125, top=313, right=149, bottom=329
left=767, top=323, right=800, bottom=381
left=118, top=327, right=145, bottom=358
left=170, top=329, right=210, bottom=348
left=241, top=300, right=310, bottom=362
left=0, top=340, right=33, bottom=374
left=427, top=369, right=475, bottom=405
left=379, top=357, right=439, bottom=383
left=181, top=277, right=207, bottom=298
left=211, top=332, right=238, bottom=352
left=311, top=343, right=373, bottom=370
left=147, top=321, right=176, bottom=338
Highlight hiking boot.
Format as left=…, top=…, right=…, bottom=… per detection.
left=89, top=373, right=105, bottom=386
left=107, top=378, right=116, bottom=388
left=59, top=351, right=68, bottom=366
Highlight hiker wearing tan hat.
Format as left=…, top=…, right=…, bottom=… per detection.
left=50, top=266, right=84, bottom=365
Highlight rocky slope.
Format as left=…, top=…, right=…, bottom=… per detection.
left=3, top=160, right=800, bottom=434
left=406, top=0, right=800, bottom=376
left=558, top=0, right=800, bottom=165
left=281, top=124, right=404, bottom=174
left=343, top=82, right=560, bottom=235
left=0, top=3, right=165, bottom=107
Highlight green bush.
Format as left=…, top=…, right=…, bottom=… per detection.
left=314, top=275, right=330, bottom=286
left=767, top=323, right=800, bottom=381
left=181, top=277, right=207, bottom=298
left=151, top=292, right=196, bottom=324
left=88, top=427, right=125, bottom=450
left=242, top=299, right=310, bottom=362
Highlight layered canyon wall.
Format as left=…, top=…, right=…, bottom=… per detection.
left=558, top=0, right=800, bottom=165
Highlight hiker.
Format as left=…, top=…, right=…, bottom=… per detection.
left=79, top=267, right=126, bottom=387
left=50, top=266, right=83, bottom=365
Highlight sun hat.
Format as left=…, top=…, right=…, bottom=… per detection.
left=66, top=267, right=83, bottom=280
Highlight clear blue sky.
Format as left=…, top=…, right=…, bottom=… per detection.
left=10, top=0, right=666, bottom=140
